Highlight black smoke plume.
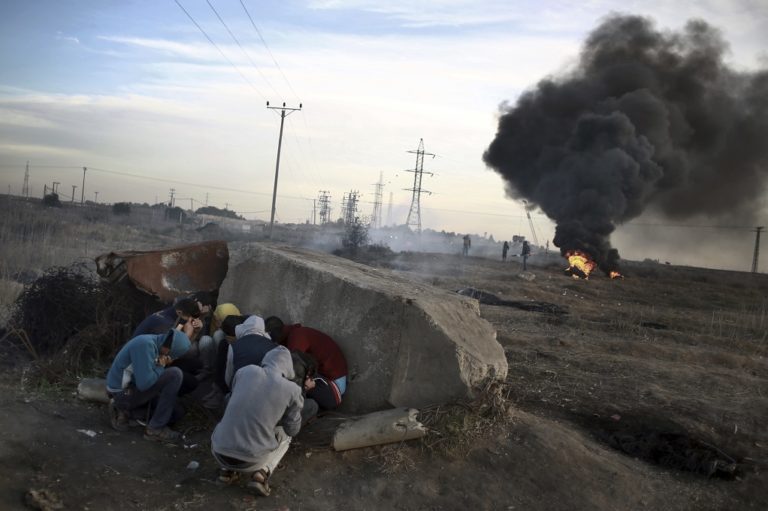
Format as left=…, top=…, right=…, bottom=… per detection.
left=483, top=14, right=768, bottom=273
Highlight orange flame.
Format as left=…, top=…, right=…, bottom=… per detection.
left=609, top=271, right=623, bottom=279
left=565, top=250, right=597, bottom=279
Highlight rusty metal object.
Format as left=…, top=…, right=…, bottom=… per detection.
left=95, top=241, right=229, bottom=302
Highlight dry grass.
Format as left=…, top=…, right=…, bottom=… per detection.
left=419, top=380, right=515, bottom=457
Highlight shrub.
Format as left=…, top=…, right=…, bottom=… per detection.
left=112, top=202, right=131, bottom=215
left=42, top=193, right=62, bottom=208
left=342, top=221, right=369, bottom=254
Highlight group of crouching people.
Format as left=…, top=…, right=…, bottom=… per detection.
left=105, top=292, right=348, bottom=496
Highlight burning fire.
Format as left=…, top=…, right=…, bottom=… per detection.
left=609, top=271, right=623, bottom=279
left=565, top=250, right=597, bottom=279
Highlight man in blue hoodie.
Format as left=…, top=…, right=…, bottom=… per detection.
left=106, top=329, right=191, bottom=443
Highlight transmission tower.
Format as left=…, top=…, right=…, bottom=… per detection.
left=404, top=139, right=434, bottom=233
left=341, top=190, right=360, bottom=225
left=22, top=161, right=29, bottom=198
left=752, top=226, right=764, bottom=273
left=370, top=172, right=384, bottom=229
left=318, top=190, right=332, bottom=224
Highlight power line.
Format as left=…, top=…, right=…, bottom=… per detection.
left=173, top=0, right=267, bottom=101
left=239, top=0, right=301, bottom=103
left=205, top=0, right=281, bottom=99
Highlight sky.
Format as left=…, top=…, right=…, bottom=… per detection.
left=0, top=0, right=767, bottom=270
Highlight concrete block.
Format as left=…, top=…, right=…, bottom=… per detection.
left=219, top=243, right=507, bottom=412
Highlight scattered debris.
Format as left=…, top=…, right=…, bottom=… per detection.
left=517, top=272, right=536, bottom=282
left=25, top=488, right=64, bottom=511
left=76, top=429, right=97, bottom=438
left=186, top=461, right=200, bottom=470
left=639, top=321, right=669, bottom=330
left=457, top=288, right=567, bottom=315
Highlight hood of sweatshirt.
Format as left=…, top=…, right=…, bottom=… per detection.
left=153, top=329, right=192, bottom=359
left=235, top=315, right=270, bottom=340
left=262, top=345, right=295, bottom=380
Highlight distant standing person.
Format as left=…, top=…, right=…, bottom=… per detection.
left=521, top=240, right=531, bottom=271
left=462, top=235, right=471, bottom=256
left=502, top=241, right=510, bottom=261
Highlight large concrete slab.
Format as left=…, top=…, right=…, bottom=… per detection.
left=219, top=243, right=507, bottom=412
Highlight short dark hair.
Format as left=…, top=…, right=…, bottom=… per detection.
left=174, top=298, right=200, bottom=318
left=264, top=316, right=284, bottom=339
left=190, top=290, right=216, bottom=308
left=221, top=315, right=248, bottom=337
left=290, top=351, right=317, bottom=387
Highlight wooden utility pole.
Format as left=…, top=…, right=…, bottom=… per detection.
left=752, top=226, right=764, bottom=273
left=266, top=101, right=302, bottom=238
left=81, top=167, right=87, bottom=204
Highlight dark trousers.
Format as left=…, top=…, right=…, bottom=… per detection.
left=169, top=355, right=202, bottom=395
left=307, top=376, right=342, bottom=410
left=112, top=367, right=184, bottom=429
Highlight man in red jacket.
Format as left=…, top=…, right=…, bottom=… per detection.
left=265, top=316, right=348, bottom=410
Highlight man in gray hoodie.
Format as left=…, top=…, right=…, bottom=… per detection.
left=211, top=346, right=305, bottom=496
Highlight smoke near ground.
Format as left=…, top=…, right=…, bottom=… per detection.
left=483, top=14, right=768, bottom=273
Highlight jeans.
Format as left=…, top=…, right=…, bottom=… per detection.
left=112, top=366, right=183, bottom=429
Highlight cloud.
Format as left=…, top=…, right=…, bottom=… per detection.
left=55, top=31, right=80, bottom=44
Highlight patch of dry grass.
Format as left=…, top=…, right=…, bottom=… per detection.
left=419, top=380, right=515, bottom=457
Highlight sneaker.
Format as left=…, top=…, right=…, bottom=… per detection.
left=109, top=400, right=130, bottom=432
left=144, top=426, right=182, bottom=444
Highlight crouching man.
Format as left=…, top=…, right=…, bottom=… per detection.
left=106, top=329, right=191, bottom=444
left=211, top=346, right=305, bottom=497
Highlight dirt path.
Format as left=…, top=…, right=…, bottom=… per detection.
left=1, top=252, right=767, bottom=510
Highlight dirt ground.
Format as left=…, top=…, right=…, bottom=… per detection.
left=1, top=248, right=767, bottom=510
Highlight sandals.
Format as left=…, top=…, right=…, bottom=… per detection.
left=218, top=469, right=240, bottom=484
left=246, top=469, right=271, bottom=497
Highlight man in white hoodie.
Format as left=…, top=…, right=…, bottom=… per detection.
left=211, top=346, right=305, bottom=496
left=223, top=315, right=279, bottom=389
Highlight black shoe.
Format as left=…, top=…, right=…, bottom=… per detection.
left=109, top=399, right=130, bottom=432
left=144, top=426, right=182, bottom=444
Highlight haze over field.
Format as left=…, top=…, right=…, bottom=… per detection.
left=0, top=1, right=766, bottom=271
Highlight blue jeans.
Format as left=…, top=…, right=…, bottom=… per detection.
left=112, top=367, right=183, bottom=429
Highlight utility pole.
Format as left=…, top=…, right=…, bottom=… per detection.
left=404, top=139, right=434, bottom=234
left=312, top=199, right=316, bottom=225
left=386, top=191, right=393, bottom=227
left=22, top=161, right=29, bottom=198
left=71, top=185, right=77, bottom=203
left=94, top=191, right=99, bottom=203
left=318, top=190, right=331, bottom=224
left=43, top=184, right=48, bottom=196
left=189, top=198, right=194, bottom=212
left=81, top=167, right=87, bottom=205
left=371, top=171, right=384, bottom=229
left=752, top=226, right=764, bottom=273
left=169, top=188, right=175, bottom=207
left=52, top=181, right=60, bottom=194
left=205, top=192, right=209, bottom=206
left=522, top=200, right=540, bottom=246
left=266, top=101, right=302, bottom=238
left=341, top=190, right=359, bottom=225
